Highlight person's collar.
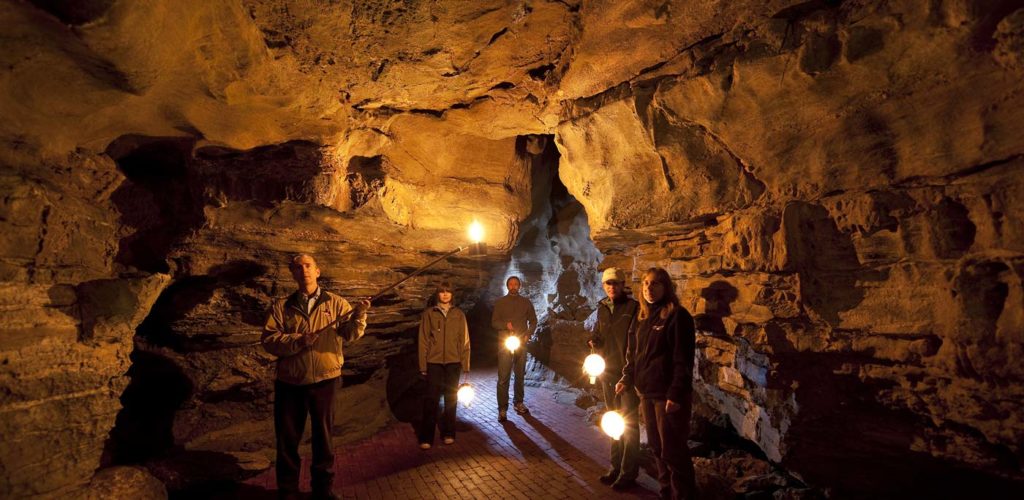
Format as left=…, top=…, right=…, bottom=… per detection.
left=299, top=287, right=321, bottom=300
left=603, top=295, right=628, bottom=305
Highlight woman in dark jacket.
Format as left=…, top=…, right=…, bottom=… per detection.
left=617, top=267, right=697, bottom=499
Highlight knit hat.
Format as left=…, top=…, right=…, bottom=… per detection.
left=601, top=267, right=625, bottom=283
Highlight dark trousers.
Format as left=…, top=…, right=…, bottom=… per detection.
left=274, top=377, right=338, bottom=495
left=641, top=397, right=697, bottom=500
left=601, top=377, right=640, bottom=480
left=496, top=347, right=526, bottom=410
left=418, top=363, right=461, bottom=444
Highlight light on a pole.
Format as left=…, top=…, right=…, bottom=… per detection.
left=601, top=411, right=626, bottom=440
left=468, top=221, right=485, bottom=243
left=457, top=383, right=475, bottom=406
left=583, top=353, right=605, bottom=384
left=504, top=335, right=521, bottom=353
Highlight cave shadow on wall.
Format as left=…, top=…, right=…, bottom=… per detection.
left=784, top=201, right=874, bottom=327
left=694, top=280, right=739, bottom=337
left=101, top=259, right=269, bottom=468
left=106, top=135, right=203, bottom=274
left=100, top=349, right=193, bottom=467
left=467, top=299, right=499, bottom=369
left=384, top=350, right=427, bottom=426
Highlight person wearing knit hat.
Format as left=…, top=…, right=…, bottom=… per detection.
left=589, top=267, right=641, bottom=490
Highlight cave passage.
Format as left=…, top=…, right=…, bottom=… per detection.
left=467, top=134, right=604, bottom=367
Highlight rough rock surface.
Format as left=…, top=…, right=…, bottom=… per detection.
left=569, top=1, right=1024, bottom=495
left=1, top=0, right=1023, bottom=497
left=0, top=271, right=168, bottom=497
left=78, top=466, right=167, bottom=500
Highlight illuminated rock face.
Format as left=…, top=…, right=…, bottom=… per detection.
left=1, top=0, right=1023, bottom=497
left=563, top=2, right=1024, bottom=495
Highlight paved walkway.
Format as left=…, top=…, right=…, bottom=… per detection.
left=244, top=368, right=660, bottom=499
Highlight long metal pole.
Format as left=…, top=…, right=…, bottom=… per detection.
left=307, top=246, right=466, bottom=338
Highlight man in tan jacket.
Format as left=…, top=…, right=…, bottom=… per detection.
left=262, top=253, right=370, bottom=500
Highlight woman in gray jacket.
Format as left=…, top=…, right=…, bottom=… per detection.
left=417, top=281, right=471, bottom=449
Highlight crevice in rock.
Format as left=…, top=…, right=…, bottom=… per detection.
left=106, top=135, right=203, bottom=274
left=895, top=153, right=1024, bottom=188
left=527, top=63, right=555, bottom=81
left=28, top=0, right=115, bottom=25
left=486, top=27, right=508, bottom=46
left=346, top=156, right=386, bottom=210
left=473, top=134, right=603, bottom=384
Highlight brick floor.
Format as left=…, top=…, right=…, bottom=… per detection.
left=243, top=367, right=660, bottom=499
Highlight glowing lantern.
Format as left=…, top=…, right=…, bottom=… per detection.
left=601, top=411, right=626, bottom=440
left=468, top=221, right=485, bottom=243
left=583, top=353, right=605, bottom=384
left=457, top=383, right=475, bottom=406
left=504, top=335, right=521, bottom=353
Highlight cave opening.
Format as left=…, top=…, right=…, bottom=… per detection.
left=468, top=134, right=604, bottom=383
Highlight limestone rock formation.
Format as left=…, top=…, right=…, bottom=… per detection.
left=1, top=0, right=1022, bottom=497
left=0, top=272, right=169, bottom=497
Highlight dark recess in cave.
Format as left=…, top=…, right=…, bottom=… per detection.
left=28, top=0, right=115, bottom=25
left=101, top=350, right=193, bottom=466
left=107, top=135, right=204, bottom=274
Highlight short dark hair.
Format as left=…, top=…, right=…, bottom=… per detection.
left=289, top=253, right=316, bottom=270
left=436, top=281, right=454, bottom=293
left=506, top=276, right=521, bottom=286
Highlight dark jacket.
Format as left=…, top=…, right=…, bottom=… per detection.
left=491, top=293, right=537, bottom=339
left=619, top=303, right=695, bottom=403
left=262, top=290, right=366, bottom=385
left=590, top=297, right=639, bottom=376
left=418, top=305, right=471, bottom=373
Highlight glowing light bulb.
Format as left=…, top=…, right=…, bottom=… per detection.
left=601, top=411, right=626, bottom=440
left=583, top=353, right=605, bottom=384
left=504, top=335, right=521, bottom=353
left=468, top=221, right=485, bottom=243
left=457, top=383, right=475, bottom=406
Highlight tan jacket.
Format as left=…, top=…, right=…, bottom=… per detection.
left=262, top=290, right=366, bottom=385
left=418, top=305, right=471, bottom=373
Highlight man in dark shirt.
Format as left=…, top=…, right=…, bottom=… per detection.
left=589, top=267, right=641, bottom=490
left=491, top=276, right=538, bottom=422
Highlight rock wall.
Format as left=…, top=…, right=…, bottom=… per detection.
left=558, top=0, right=1024, bottom=495
left=2, top=0, right=1023, bottom=497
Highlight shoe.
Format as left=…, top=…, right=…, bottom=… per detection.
left=599, top=470, right=619, bottom=485
left=498, top=410, right=507, bottom=422
left=419, top=442, right=431, bottom=450
left=443, top=437, right=455, bottom=445
left=611, top=478, right=638, bottom=491
left=514, top=403, right=530, bottom=415
left=312, top=492, right=340, bottom=500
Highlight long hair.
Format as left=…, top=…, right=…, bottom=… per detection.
left=429, top=280, right=456, bottom=307
left=637, top=267, right=679, bottom=321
